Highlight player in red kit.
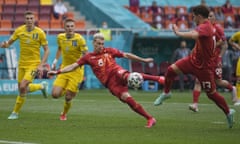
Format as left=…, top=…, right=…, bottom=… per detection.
left=189, top=11, right=238, bottom=112
left=153, top=5, right=235, bottom=128
left=48, top=33, right=165, bottom=128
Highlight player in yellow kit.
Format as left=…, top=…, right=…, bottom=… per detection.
left=0, top=11, right=50, bottom=119
left=229, top=31, right=240, bottom=105
left=51, top=18, right=88, bottom=120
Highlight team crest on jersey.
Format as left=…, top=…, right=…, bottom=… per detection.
left=72, top=40, right=77, bottom=47
left=32, top=33, right=39, bottom=40
left=98, top=59, right=104, bottom=66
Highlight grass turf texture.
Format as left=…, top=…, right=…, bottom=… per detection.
left=0, top=89, right=239, bottom=144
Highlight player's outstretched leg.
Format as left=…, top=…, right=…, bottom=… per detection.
left=145, top=117, right=156, bottom=128
left=154, top=92, right=171, bottom=106
left=124, top=97, right=156, bottom=128
left=41, top=81, right=49, bottom=98
left=226, top=109, right=235, bottom=128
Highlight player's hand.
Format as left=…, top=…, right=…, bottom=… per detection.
left=0, top=41, right=9, bottom=48
left=51, top=63, right=56, bottom=70
left=144, top=58, right=154, bottom=63
left=47, top=70, right=58, bottom=76
left=217, top=56, right=222, bottom=67
left=37, top=64, right=44, bottom=78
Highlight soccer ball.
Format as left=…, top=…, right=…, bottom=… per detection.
left=127, top=72, right=144, bottom=88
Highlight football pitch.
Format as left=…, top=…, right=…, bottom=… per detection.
left=0, top=89, right=239, bottom=144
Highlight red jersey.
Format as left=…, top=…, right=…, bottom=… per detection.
left=76, top=47, right=125, bottom=86
left=212, top=22, right=226, bottom=61
left=190, top=20, right=215, bottom=69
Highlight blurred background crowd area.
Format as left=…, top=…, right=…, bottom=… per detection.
left=125, top=0, right=240, bottom=30
left=0, top=0, right=240, bottom=34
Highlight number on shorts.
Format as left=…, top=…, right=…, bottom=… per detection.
left=201, top=81, right=211, bottom=90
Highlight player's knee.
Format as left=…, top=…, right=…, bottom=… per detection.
left=51, top=91, right=61, bottom=98
left=166, top=66, right=178, bottom=78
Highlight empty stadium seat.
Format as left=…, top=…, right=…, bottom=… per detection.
left=0, top=0, right=5, bottom=5
left=0, top=31, right=11, bottom=35
left=4, top=0, right=16, bottom=5
left=144, top=62, right=159, bottom=75
left=39, top=13, right=50, bottom=20
left=15, top=5, right=28, bottom=13
left=159, top=61, right=170, bottom=76
left=131, top=61, right=144, bottom=73
left=66, top=12, right=74, bottom=19
left=17, top=0, right=29, bottom=5
left=28, top=0, right=40, bottom=6
left=1, top=12, right=15, bottom=20
left=2, top=4, right=15, bottom=13
left=0, top=20, right=12, bottom=28
left=75, top=20, right=86, bottom=29
left=27, top=5, right=39, bottom=13
left=14, top=13, right=25, bottom=21
left=39, top=5, right=52, bottom=14
left=50, top=20, right=63, bottom=29
left=12, top=20, right=24, bottom=28
left=38, top=20, right=50, bottom=29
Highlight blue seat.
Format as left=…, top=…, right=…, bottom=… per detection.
left=142, top=80, right=158, bottom=92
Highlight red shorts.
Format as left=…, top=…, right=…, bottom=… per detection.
left=106, top=69, right=129, bottom=98
left=214, top=57, right=222, bottom=80
left=214, top=66, right=222, bottom=80
left=175, top=57, right=216, bottom=92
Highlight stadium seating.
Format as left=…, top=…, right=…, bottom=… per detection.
left=17, top=0, right=29, bottom=5
left=159, top=61, right=170, bottom=76
left=124, top=3, right=240, bottom=29
left=131, top=61, right=144, bottom=73
left=144, top=62, right=159, bottom=76
left=4, top=0, right=16, bottom=5
left=15, top=5, right=28, bottom=14
left=75, top=20, right=86, bottom=29
left=38, top=20, right=50, bottom=29
left=0, top=20, right=12, bottom=29
left=0, top=0, right=87, bottom=34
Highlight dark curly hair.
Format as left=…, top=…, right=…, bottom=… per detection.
left=192, top=5, right=210, bottom=18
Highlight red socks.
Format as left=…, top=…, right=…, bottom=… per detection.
left=125, top=97, right=152, bottom=120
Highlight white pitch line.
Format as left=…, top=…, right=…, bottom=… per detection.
left=0, top=140, right=37, bottom=144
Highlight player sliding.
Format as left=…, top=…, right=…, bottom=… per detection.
left=48, top=33, right=164, bottom=128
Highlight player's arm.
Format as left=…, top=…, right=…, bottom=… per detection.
left=172, top=24, right=199, bottom=40
left=123, top=52, right=153, bottom=63
left=0, top=39, right=15, bottom=48
left=229, top=38, right=240, bottom=51
left=219, top=41, right=228, bottom=57
left=37, top=45, right=49, bottom=77
left=51, top=46, right=62, bottom=70
left=48, top=62, right=79, bottom=75
left=41, top=45, right=49, bottom=65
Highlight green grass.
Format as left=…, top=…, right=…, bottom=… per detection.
left=0, top=89, right=239, bottom=144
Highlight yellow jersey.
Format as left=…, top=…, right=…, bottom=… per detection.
left=10, top=25, right=48, bottom=67
left=230, top=31, right=240, bottom=45
left=57, top=33, right=88, bottom=67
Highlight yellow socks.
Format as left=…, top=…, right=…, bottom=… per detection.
left=236, top=81, right=240, bottom=99
left=28, top=83, right=42, bottom=93
left=62, top=101, right=72, bottom=115
left=13, top=95, right=26, bottom=113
